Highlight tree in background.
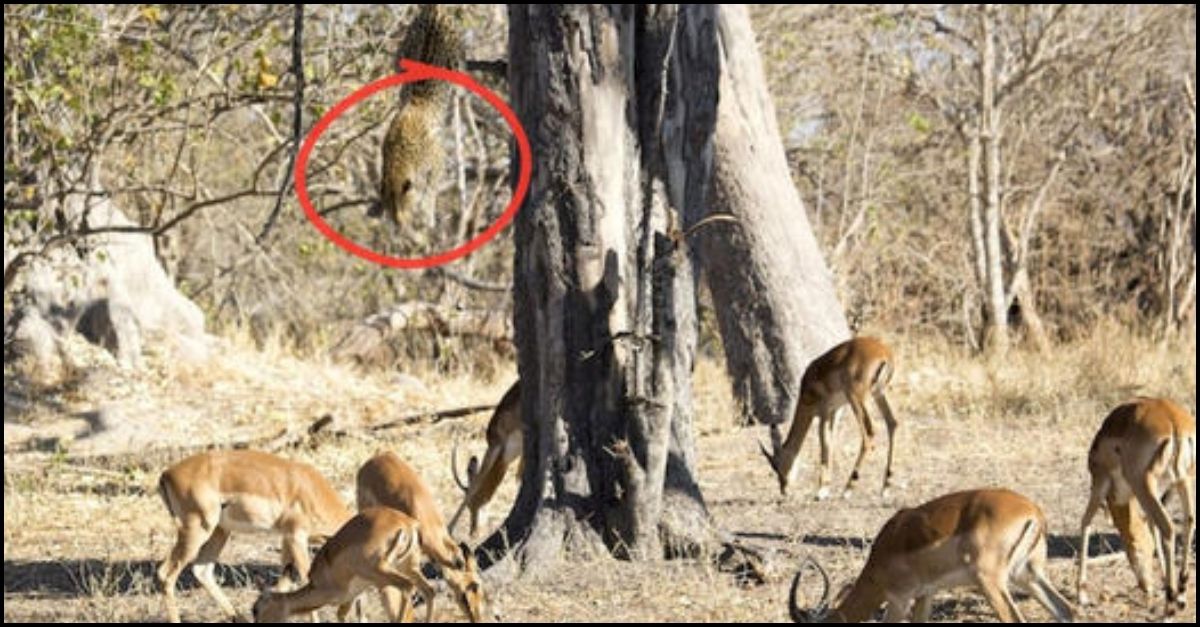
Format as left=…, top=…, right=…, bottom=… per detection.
left=752, top=4, right=1195, bottom=349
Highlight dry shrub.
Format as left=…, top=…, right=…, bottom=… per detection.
left=887, top=321, right=1195, bottom=428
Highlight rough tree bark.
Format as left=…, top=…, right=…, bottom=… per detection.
left=485, top=4, right=846, bottom=570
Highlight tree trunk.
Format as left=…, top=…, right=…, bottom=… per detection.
left=967, top=132, right=987, bottom=348
left=692, top=6, right=850, bottom=426
left=979, top=4, right=1009, bottom=353
left=1008, top=270, right=1051, bottom=352
left=488, top=4, right=842, bottom=572
left=495, top=4, right=712, bottom=566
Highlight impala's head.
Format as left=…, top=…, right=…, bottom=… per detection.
left=443, top=541, right=485, bottom=622
left=252, top=589, right=287, bottom=624
left=790, top=559, right=883, bottom=623
left=759, top=424, right=796, bottom=496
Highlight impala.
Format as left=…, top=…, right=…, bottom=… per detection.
left=155, top=449, right=352, bottom=623
left=449, top=380, right=522, bottom=536
left=1077, top=397, right=1195, bottom=613
left=789, top=488, right=1074, bottom=622
left=357, top=450, right=485, bottom=622
left=760, top=336, right=899, bottom=500
left=252, top=506, right=435, bottom=622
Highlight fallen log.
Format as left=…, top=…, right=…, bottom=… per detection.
left=330, top=302, right=513, bottom=367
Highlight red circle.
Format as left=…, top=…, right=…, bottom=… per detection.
left=295, top=60, right=531, bottom=269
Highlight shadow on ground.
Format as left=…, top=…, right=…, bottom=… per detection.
left=736, top=529, right=1126, bottom=560
left=3, top=558, right=280, bottom=599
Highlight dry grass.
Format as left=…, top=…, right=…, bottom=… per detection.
left=3, top=325, right=1195, bottom=622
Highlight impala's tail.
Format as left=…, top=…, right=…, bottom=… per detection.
left=157, top=473, right=182, bottom=526
left=871, top=359, right=893, bottom=392
left=386, top=521, right=422, bottom=566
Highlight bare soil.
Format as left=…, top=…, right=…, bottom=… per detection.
left=3, top=331, right=1195, bottom=622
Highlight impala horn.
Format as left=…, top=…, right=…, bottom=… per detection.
left=451, top=439, right=470, bottom=492
left=789, top=558, right=832, bottom=623
left=759, top=438, right=778, bottom=470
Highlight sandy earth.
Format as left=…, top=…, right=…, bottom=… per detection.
left=3, top=344, right=1195, bottom=622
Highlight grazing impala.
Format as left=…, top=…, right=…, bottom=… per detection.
left=156, top=449, right=352, bottom=623
left=357, top=451, right=485, bottom=622
left=252, top=507, right=435, bottom=622
left=789, top=488, right=1074, bottom=622
left=1077, top=397, right=1195, bottom=613
left=760, top=337, right=899, bottom=500
left=449, top=380, right=522, bottom=536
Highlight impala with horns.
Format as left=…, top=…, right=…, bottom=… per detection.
left=789, top=488, right=1073, bottom=622
left=252, top=507, right=435, bottom=622
left=760, top=336, right=899, bottom=500
left=449, top=380, right=522, bottom=537
left=357, top=450, right=485, bottom=622
left=1077, top=397, right=1195, bottom=613
left=155, top=449, right=353, bottom=623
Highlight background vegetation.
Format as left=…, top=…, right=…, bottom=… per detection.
left=3, top=4, right=1195, bottom=623
left=6, top=5, right=1192, bottom=363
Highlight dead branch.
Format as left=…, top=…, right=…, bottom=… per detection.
left=329, top=301, right=513, bottom=366
left=363, top=402, right=498, bottom=433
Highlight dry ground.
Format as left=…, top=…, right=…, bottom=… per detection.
left=3, top=324, right=1196, bottom=622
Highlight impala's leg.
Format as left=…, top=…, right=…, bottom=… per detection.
left=260, top=583, right=347, bottom=623
left=882, top=593, right=913, bottom=622
left=1076, top=473, right=1109, bottom=606
left=843, top=395, right=876, bottom=498
left=381, top=569, right=434, bottom=624
left=335, top=594, right=363, bottom=623
left=1123, top=444, right=1180, bottom=610
left=471, top=435, right=521, bottom=537
left=378, top=585, right=413, bottom=623
left=157, top=514, right=214, bottom=623
left=873, top=390, right=899, bottom=493
left=1028, top=576, right=1074, bottom=623
left=189, top=526, right=241, bottom=620
left=1109, top=498, right=1158, bottom=605
left=281, top=529, right=312, bottom=587
left=975, top=570, right=1024, bottom=623
left=1017, top=553, right=1074, bottom=623
left=1128, top=463, right=1178, bottom=611
left=815, top=408, right=834, bottom=501
left=280, top=529, right=320, bottom=622
left=449, top=446, right=505, bottom=536
left=1148, top=521, right=1164, bottom=585
left=1176, top=475, right=1195, bottom=600
left=912, top=595, right=933, bottom=622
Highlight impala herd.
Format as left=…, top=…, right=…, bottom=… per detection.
left=152, top=336, right=1195, bottom=622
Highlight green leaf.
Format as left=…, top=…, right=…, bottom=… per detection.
left=907, top=112, right=932, bottom=134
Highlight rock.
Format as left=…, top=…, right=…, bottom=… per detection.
left=6, top=190, right=213, bottom=369
left=6, top=306, right=61, bottom=369
left=75, top=298, right=143, bottom=368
